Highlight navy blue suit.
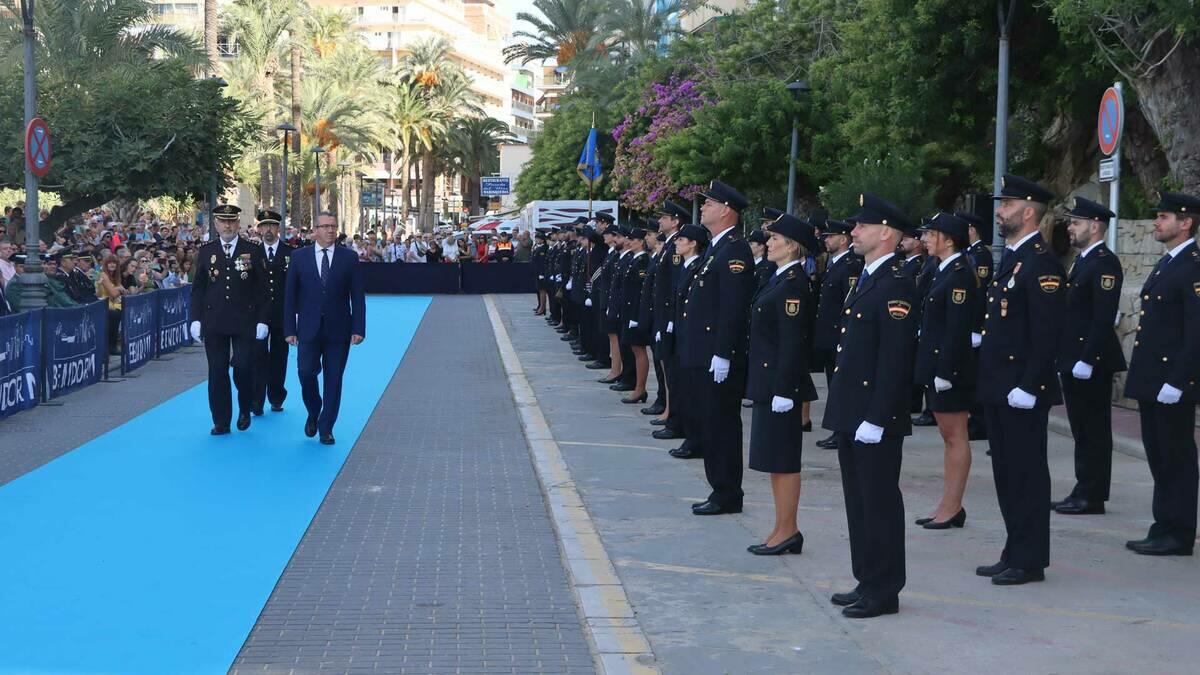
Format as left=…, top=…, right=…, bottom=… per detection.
left=284, top=244, right=366, bottom=436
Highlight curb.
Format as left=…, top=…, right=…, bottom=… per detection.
left=1047, top=413, right=1146, bottom=461
left=484, top=295, right=659, bottom=675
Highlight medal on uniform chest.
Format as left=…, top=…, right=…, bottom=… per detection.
left=1007, top=262, right=1021, bottom=290
left=1000, top=298, right=1009, bottom=318
left=210, top=254, right=217, bottom=265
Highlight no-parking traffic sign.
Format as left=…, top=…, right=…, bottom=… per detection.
left=25, top=117, right=52, bottom=178
left=1097, top=87, right=1123, bottom=157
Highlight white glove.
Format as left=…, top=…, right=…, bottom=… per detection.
left=771, top=396, right=794, bottom=413
left=1157, top=383, right=1183, bottom=405
left=709, top=355, right=730, bottom=384
left=584, top=298, right=592, bottom=307
left=854, top=421, right=884, bottom=444
left=255, top=323, right=269, bottom=340
left=628, top=320, right=638, bottom=328
left=971, top=332, right=982, bottom=348
left=538, top=275, right=544, bottom=280
left=655, top=331, right=661, bottom=342
left=934, top=377, right=952, bottom=392
left=666, top=321, right=674, bottom=334
left=189, top=320, right=202, bottom=342
left=1006, top=387, right=1036, bottom=409
left=1071, top=361, right=1093, bottom=380
left=566, top=279, right=573, bottom=290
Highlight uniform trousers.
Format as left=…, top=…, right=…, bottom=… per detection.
left=548, top=288, right=562, bottom=322
left=204, top=331, right=255, bottom=427
left=592, top=303, right=611, bottom=365
left=665, top=352, right=686, bottom=435
left=1060, top=374, right=1115, bottom=502
left=651, top=344, right=666, bottom=406
left=297, top=332, right=351, bottom=436
left=691, top=365, right=745, bottom=508
left=1139, top=400, right=1199, bottom=543
left=618, top=339, right=635, bottom=386
left=984, top=404, right=1051, bottom=570
left=253, top=327, right=289, bottom=411
left=836, top=432, right=905, bottom=600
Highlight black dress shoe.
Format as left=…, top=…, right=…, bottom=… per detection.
left=914, top=516, right=934, bottom=526
left=692, top=501, right=741, bottom=516
left=319, top=433, right=335, bottom=445
left=610, top=383, right=635, bottom=392
left=975, top=560, right=1008, bottom=577
left=991, top=567, right=1045, bottom=585
left=652, top=428, right=682, bottom=440
left=621, top=392, right=648, bottom=404
left=649, top=418, right=669, bottom=427
left=923, top=508, right=966, bottom=529
left=236, top=412, right=251, bottom=431
left=842, top=596, right=898, bottom=619
left=586, top=361, right=610, bottom=369
left=270, top=404, right=284, bottom=412
left=577, top=354, right=595, bottom=361
left=1128, top=536, right=1194, bottom=556
left=304, top=417, right=318, bottom=438
left=749, top=532, right=804, bottom=556
left=640, top=404, right=666, bottom=416
left=801, top=421, right=812, bottom=432
left=911, top=411, right=936, bottom=426
left=571, top=349, right=588, bottom=356
left=210, top=425, right=230, bottom=436
left=815, top=434, right=839, bottom=449
left=830, top=589, right=861, bottom=607
left=251, top=408, right=264, bottom=417
left=741, top=400, right=753, bottom=408
left=1054, top=497, right=1105, bottom=515
left=669, top=446, right=702, bottom=459
left=1125, top=535, right=1153, bottom=550
left=598, top=376, right=619, bottom=384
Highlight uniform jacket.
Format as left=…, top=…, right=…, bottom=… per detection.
left=190, top=237, right=269, bottom=336
left=677, top=229, right=755, bottom=369
left=753, top=258, right=776, bottom=293
left=1124, top=240, right=1200, bottom=402
left=822, top=256, right=916, bottom=436
left=651, top=233, right=680, bottom=336
left=665, top=256, right=702, bottom=356
left=966, top=240, right=994, bottom=332
left=260, top=241, right=294, bottom=329
left=636, top=249, right=660, bottom=330
left=606, top=252, right=632, bottom=321
left=1056, top=242, right=1126, bottom=374
left=619, top=251, right=650, bottom=324
left=594, top=249, right=619, bottom=310
left=283, top=244, right=366, bottom=343
left=746, top=263, right=819, bottom=403
left=914, top=255, right=977, bottom=388
left=977, top=232, right=1066, bottom=407
left=531, top=243, right=548, bottom=279
left=814, top=251, right=863, bottom=351
left=557, top=244, right=573, bottom=290
left=568, top=244, right=589, bottom=303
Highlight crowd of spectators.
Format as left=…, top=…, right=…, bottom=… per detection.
left=345, top=228, right=534, bottom=264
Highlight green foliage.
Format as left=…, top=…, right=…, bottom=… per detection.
left=516, top=96, right=622, bottom=203
left=821, top=155, right=935, bottom=222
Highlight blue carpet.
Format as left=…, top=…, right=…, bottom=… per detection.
left=0, top=296, right=431, bottom=674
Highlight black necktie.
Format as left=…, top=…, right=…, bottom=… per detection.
left=223, top=243, right=232, bottom=258
left=857, top=267, right=870, bottom=290
left=321, top=248, right=330, bottom=282
left=1153, top=253, right=1171, bottom=276
left=268, top=247, right=274, bottom=263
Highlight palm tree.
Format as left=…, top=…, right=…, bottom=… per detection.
left=451, top=117, right=517, bottom=216
left=305, top=4, right=354, bottom=59
left=205, top=0, right=219, bottom=74
left=503, top=0, right=612, bottom=66
left=604, top=0, right=692, bottom=60
left=390, top=80, right=442, bottom=219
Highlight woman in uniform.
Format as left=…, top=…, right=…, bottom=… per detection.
left=665, top=224, right=709, bottom=459
left=913, top=212, right=977, bottom=529
left=600, top=227, right=630, bottom=385
left=636, top=230, right=665, bottom=408
left=619, top=227, right=652, bottom=403
left=746, top=214, right=819, bottom=555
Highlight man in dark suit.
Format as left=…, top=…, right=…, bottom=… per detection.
left=814, top=219, right=863, bottom=449
left=283, top=211, right=366, bottom=445
left=823, top=193, right=915, bottom=619
left=252, top=209, right=294, bottom=415
left=189, top=204, right=270, bottom=435
left=976, top=175, right=1066, bottom=585
left=1053, top=197, right=1125, bottom=516
left=1123, top=191, right=1200, bottom=556
left=679, top=180, right=756, bottom=516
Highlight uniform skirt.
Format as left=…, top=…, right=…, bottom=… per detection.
left=926, top=383, right=973, bottom=413
left=749, top=402, right=805, bottom=473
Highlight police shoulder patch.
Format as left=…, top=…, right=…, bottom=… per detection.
left=1100, top=274, right=1116, bottom=290
left=728, top=259, right=747, bottom=274
left=672, top=254, right=682, bottom=265
left=1194, top=281, right=1200, bottom=297
left=638, top=269, right=647, bottom=278
left=848, top=276, right=859, bottom=287
left=887, top=300, right=911, bottom=319
left=785, top=298, right=801, bottom=316
left=951, top=288, right=967, bottom=304
left=977, top=265, right=989, bottom=279
left=1038, top=275, right=1062, bottom=293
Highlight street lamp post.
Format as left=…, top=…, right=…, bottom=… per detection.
left=337, top=160, right=350, bottom=231
left=993, top=1, right=1018, bottom=250
left=204, top=76, right=227, bottom=241
left=312, top=147, right=327, bottom=219
left=18, top=0, right=45, bottom=310
left=276, top=122, right=296, bottom=230
left=357, top=172, right=366, bottom=235
left=785, top=80, right=811, bottom=216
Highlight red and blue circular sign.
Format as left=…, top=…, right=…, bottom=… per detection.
left=25, top=117, right=52, bottom=178
left=1097, top=87, right=1123, bottom=157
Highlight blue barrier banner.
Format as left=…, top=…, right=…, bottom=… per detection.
left=44, top=301, right=107, bottom=400
left=0, top=310, right=43, bottom=419
left=156, top=286, right=192, bottom=355
left=122, top=291, right=158, bottom=374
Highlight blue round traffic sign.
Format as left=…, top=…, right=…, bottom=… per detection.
left=1097, top=87, right=1123, bottom=156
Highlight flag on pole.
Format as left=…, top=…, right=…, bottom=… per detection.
left=576, top=125, right=603, bottom=185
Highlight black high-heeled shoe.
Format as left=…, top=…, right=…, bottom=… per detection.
left=801, top=421, right=812, bottom=432
left=914, top=516, right=934, bottom=526
left=923, top=508, right=966, bottom=529
left=748, top=532, right=804, bottom=556
left=598, top=376, right=620, bottom=384
left=621, top=392, right=648, bottom=404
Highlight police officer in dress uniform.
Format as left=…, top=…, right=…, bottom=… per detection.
left=1052, top=197, right=1125, bottom=516
left=251, top=209, right=293, bottom=415
left=189, top=204, right=270, bottom=435
left=532, top=230, right=549, bottom=315
left=587, top=216, right=620, bottom=371
left=746, top=214, right=820, bottom=556
left=912, top=213, right=977, bottom=529
left=648, top=201, right=688, bottom=430
left=546, top=228, right=563, bottom=325
left=749, top=228, right=775, bottom=291
left=1123, top=191, right=1200, bottom=556
left=617, top=222, right=652, bottom=398
left=682, top=180, right=756, bottom=516
left=976, top=175, right=1066, bottom=585
left=666, top=224, right=709, bottom=459
left=899, top=227, right=938, bottom=424
left=602, top=225, right=633, bottom=386
left=959, top=210, right=994, bottom=441
left=823, top=193, right=915, bottom=619
left=814, top=219, right=864, bottom=450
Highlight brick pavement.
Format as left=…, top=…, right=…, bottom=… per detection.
left=232, top=295, right=594, bottom=675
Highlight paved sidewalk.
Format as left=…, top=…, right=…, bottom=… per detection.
left=495, top=294, right=1200, bottom=675
left=233, top=296, right=593, bottom=674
